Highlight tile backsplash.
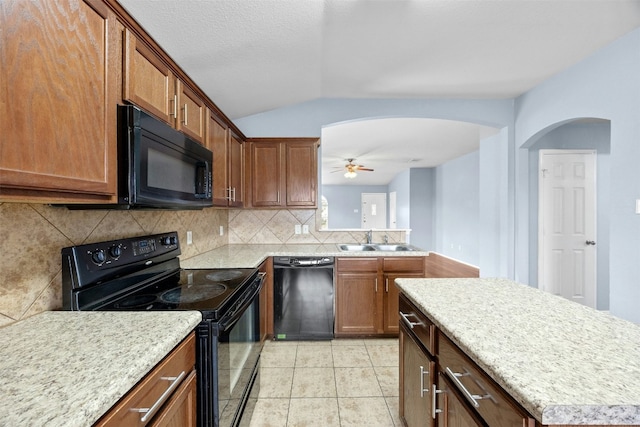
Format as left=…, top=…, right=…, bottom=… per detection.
left=0, top=203, right=405, bottom=327
left=0, top=203, right=228, bottom=327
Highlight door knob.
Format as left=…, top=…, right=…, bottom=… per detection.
left=586, top=240, right=596, bottom=245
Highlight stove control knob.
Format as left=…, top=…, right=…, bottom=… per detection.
left=91, top=249, right=106, bottom=265
left=161, top=236, right=177, bottom=246
left=108, top=245, right=122, bottom=258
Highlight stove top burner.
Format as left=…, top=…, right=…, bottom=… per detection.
left=205, top=270, right=244, bottom=282
left=160, top=283, right=228, bottom=304
left=114, top=294, right=157, bottom=309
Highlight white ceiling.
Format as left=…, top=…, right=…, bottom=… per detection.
left=117, top=0, right=640, bottom=185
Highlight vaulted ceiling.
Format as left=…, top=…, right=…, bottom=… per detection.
left=117, top=0, right=640, bottom=184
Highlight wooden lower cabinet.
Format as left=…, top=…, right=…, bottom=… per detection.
left=400, top=324, right=436, bottom=427
left=335, top=270, right=379, bottom=335
left=96, top=333, right=196, bottom=427
left=336, top=257, right=426, bottom=336
left=436, top=374, right=484, bottom=427
left=150, top=370, right=197, bottom=427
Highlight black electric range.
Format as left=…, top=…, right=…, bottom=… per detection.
left=61, top=231, right=263, bottom=427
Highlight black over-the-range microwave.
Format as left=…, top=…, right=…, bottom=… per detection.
left=64, top=105, right=213, bottom=210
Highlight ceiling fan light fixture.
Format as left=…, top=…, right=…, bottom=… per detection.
left=344, top=170, right=357, bottom=178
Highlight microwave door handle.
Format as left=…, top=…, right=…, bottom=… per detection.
left=195, top=161, right=209, bottom=197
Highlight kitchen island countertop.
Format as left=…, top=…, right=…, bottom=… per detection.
left=180, top=243, right=430, bottom=269
left=396, top=277, right=640, bottom=425
left=0, top=310, right=202, bottom=427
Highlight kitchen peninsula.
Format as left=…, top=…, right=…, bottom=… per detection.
left=397, top=277, right=640, bottom=426
left=0, top=311, right=201, bottom=426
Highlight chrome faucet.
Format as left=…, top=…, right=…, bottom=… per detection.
left=365, top=230, right=373, bottom=244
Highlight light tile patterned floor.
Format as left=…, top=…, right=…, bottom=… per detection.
left=243, top=338, right=400, bottom=427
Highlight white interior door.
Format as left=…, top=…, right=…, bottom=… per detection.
left=539, top=150, right=597, bottom=308
left=361, top=193, right=387, bottom=229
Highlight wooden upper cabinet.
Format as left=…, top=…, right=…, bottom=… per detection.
left=0, top=0, right=119, bottom=202
left=286, top=141, right=317, bottom=207
left=208, top=112, right=243, bottom=207
left=228, top=132, right=244, bottom=207
left=176, top=81, right=206, bottom=143
left=208, top=113, right=230, bottom=206
left=249, top=141, right=284, bottom=207
left=123, top=29, right=206, bottom=144
left=246, top=138, right=319, bottom=208
left=123, top=28, right=176, bottom=124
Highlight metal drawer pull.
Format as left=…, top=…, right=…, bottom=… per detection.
left=432, top=383, right=443, bottom=419
left=182, top=104, right=188, bottom=126
left=419, top=365, right=429, bottom=397
left=131, top=370, right=186, bottom=422
left=445, top=367, right=492, bottom=408
left=399, top=311, right=422, bottom=329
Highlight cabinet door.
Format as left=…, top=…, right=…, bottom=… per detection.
left=401, top=327, right=435, bottom=427
left=123, top=28, right=176, bottom=124
left=250, top=141, right=283, bottom=207
left=176, top=81, right=206, bottom=143
left=1, top=0, right=118, bottom=202
left=385, top=273, right=423, bottom=334
left=335, top=272, right=379, bottom=335
left=437, top=374, right=484, bottom=427
left=228, top=133, right=244, bottom=207
left=285, top=141, right=317, bottom=207
left=208, top=113, right=229, bottom=206
left=150, top=370, right=197, bottom=427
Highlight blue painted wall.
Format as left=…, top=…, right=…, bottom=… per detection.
left=434, top=151, right=480, bottom=265
left=514, top=28, right=640, bottom=322
left=233, top=27, right=640, bottom=323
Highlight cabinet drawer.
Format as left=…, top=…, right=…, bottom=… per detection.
left=399, top=294, right=435, bottom=356
left=96, top=333, right=196, bottom=426
left=438, top=332, right=533, bottom=427
left=383, top=257, right=424, bottom=273
left=337, top=257, right=378, bottom=272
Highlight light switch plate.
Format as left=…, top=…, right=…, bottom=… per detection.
left=186, top=231, right=193, bottom=245
left=302, top=224, right=309, bottom=234
left=219, top=225, right=224, bottom=236
left=294, top=224, right=302, bottom=234
left=636, top=199, right=640, bottom=214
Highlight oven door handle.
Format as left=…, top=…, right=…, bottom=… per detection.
left=218, top=272, right=265, bottom=332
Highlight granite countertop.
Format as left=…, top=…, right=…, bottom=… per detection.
left=180, top=243, right=430, bottom=269
left=396, top=277, right=640, bottom=426
left=0, top=311, right=202, bottom=427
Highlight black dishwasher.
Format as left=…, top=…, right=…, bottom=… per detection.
left=273, top=256, right=335, bottom=340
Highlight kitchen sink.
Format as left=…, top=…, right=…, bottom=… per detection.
left=372, top=244, right=417, bottom=251
left=337, top=243, right=418, bottom=252
left=337, top=244, right=377, bottom=251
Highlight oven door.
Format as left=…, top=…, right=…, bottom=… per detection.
left=216, top=275, right=263, bottom=427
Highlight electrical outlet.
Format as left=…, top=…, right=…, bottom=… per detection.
left=302, top=224, right=309, bottom=234
left=294, top=224, right=302, bottom=235
left=186, top=231, right=193, bottom=245
left=219, top=225, right=224, bottom=236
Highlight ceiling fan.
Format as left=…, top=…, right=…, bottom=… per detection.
left=332, top=159, right=374, bottom=179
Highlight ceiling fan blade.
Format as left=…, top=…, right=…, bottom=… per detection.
left=359, top=168, right=374, bottom=171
